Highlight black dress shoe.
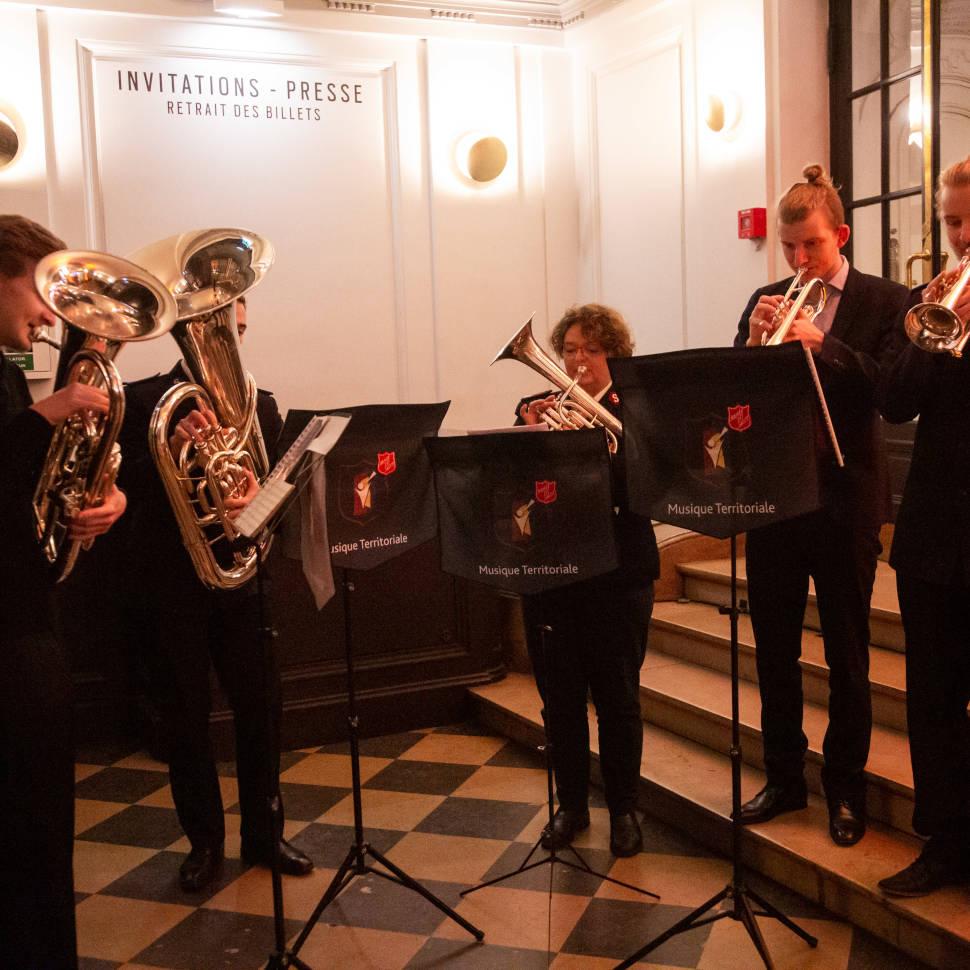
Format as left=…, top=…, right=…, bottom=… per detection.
left=540, top=807, right=590, bottom=850
left=241, top=838, right=314, bottom=876
left=737, top=783, right=808, bottom=825
left=828, top=799, right=866, bottom=846
left=609, top=811, right=643, bottom=857
left=179, top=845, right=224, bottom=892
left=878, top=841, right=970, bottom=897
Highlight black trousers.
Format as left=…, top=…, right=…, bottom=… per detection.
left=523, top=579, right=654, bottom=816
left=0, top=623, right=77, bottom=970
left=896, top=571, right=970, bottom=839
left=746, top=509, right=880, bottom=801
left=137, top=588, right=282, bottom=852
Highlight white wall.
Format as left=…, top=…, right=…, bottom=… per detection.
left=0, top=0, right=575, bottom=430
left=567, top=0, right=772, bottom=354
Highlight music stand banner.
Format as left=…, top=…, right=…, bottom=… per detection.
left=283, top=403, right=449, bottom=570
left=610, top=344, right=821, bottom=539
left=425, top=429, right=618, bottom=595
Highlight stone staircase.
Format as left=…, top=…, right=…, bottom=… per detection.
left=468, top=529, right=970, bottom=969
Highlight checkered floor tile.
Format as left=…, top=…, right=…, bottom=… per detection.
left=73, top=723, right=928, bottom=969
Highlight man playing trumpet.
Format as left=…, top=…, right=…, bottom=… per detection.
left=878, top=155, right=970, bottom=896
left=733, top=166, right=908, bottom=846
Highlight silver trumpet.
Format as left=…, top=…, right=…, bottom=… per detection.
left=762, top=269, right=827, bottom=346
left=491, top=314, right=622, bottom=454
left=904, top=255, right=970, bottom=357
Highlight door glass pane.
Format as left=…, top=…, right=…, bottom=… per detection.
left=888, top=77, right=924, bottom=192
left=853, top=92, right=881, bottom=200
left=852, top=0, right=882, bottom=89
left=889, top=194, right=924, bottom=285
left=889, top=0, right=922, bottom=77
left=852, top=203, right=883, bottom=277
left=940, top=0, right=970, bottom=177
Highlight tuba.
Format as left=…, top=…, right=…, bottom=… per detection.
left=130, top=228, right=274, bottom=590
left=762, top=269, right=827, bottom=346
left=32, top=251, right=177, bottom=581
left=904, top=255, right=970, bottom=357
left=491, top=314, right=622, bottom=453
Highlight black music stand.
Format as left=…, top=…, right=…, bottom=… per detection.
left=232, top=414, right=348, bottom=970
left=609, top=346, right=823, bottom=970
left=281, top=404, right=483, bottom=968
left=426, top=429, right=659, bottom=903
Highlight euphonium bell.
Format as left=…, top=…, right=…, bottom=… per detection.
left=32, top=250, right=177, bottom=581
left=129, top=228, right=275, bottom=590
left=904, top=255, right=970, bottom=357
left=491, top=314, right=622, bottom=454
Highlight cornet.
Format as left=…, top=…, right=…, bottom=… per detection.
left=761, top=269, right=827, bottom=346
left=904, top=255, right=970, bottom=357
left=491, top=315, right=622, bottom=454
left=32, top=251, right=177, bottom=581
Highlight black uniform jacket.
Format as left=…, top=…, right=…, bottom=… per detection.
left=880, top=286, right=970, bottom=585
left=117, top=362, right=283, bottom=600
left=0, top=356, right=55, bottom=633
left=734, top=266, right=909, bottom=528
left=514, top=386, right=659, bottom=586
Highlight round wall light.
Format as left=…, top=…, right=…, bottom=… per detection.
left=456, top=132, right=508, bottom=184
left=0, top=109, right=21, bottom=170
left=705, top=92, right=742, bottom=134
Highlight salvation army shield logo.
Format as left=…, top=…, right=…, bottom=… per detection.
left=727, top=404, right=752, bottom=432
left=377, top=451, right=397, bottom=476
left=535, top=480, right=557, bottom=504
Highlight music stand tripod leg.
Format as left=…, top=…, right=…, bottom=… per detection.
left=285, top=569, right=483, bottom=966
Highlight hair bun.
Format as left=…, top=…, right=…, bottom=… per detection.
left=802, top=164, right=827, bottom=184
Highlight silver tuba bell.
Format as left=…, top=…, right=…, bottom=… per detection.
left=491, top=314, right=622, bottom=454
left=130, top=228, right=275, bottom=590
left=32, top=250, right=177, bottom=581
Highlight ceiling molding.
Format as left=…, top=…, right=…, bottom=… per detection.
left=319, top=0, right=607, bottom=30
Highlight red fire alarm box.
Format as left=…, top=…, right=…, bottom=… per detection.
left=738, top=207, right=767, bottom=239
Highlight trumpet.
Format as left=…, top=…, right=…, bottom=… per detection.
left=32, top=251, right=177, bottom=581
left=762, top=269, right=827, bottom=346
left=491, top=315, right=622, bottom=454
left=904, top=255, right=970, bottom=357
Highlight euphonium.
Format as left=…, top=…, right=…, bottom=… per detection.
left=904, top=255, right=970, bottom=357
left=762, top=269, right=827, bottom=346
left=491, top=314, right=622, bottom=454
left=129, top=229, right=275, bottom=590
left=32, top=251, right=177, bottom=581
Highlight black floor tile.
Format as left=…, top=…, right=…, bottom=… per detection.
left=288, top=822, right=406, bottom=868
left=315, top=731, right=426, bottom=758
left=431, top=721, right=499, bottom=738
left=293, top=871, right=463, bottom=935
left=74, top=767, right=170, bottom=804
left=406, top=937, right=552, bottom=968
left=638, top=812, right=715, bottom=858
left=134, top=908, right=300, bottom=970
left=78, top=804, right=185, bottom=849
left=561, top=897, right=711, bottom=967
left=226, top=782, right=347, bottom=821
left=415, top=796, right=539, bottom=841
left=100, top=849, right=247, bottom=905
left=215, top=749, right=309, bottom=779
left=363, top=759, right=478, bottom=796
left=75, top=739, right=142, bottom=766
left=485, top=740, right=545, bottom=769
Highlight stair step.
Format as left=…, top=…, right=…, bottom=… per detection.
left=650, top=599, right=907, bottom=732
left=640, top=649, right=915, bottom=835
left=469, top=673, right=970, bottom=970
left=680, top=558, right=905, bottom=653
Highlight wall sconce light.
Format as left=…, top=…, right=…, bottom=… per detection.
left=213, top=0, right=284, bottom=17
left=455, top=132, right=508, bottom=184
left=0, top=109, right=22, bottom=171
left=705, top=91, right=742, bottom=134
